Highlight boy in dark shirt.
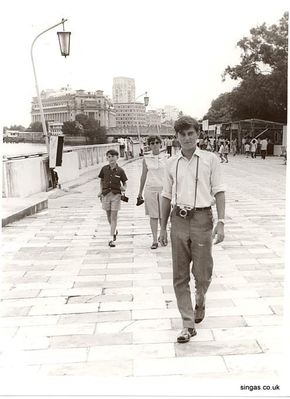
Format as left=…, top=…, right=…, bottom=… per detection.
left=98, top=149, right=128, bottom=247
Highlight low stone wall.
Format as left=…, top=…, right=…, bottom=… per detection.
left=2, top=143, right=120, bottom=198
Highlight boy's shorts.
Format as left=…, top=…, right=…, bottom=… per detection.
left=102, top=192, right=121, bottom=211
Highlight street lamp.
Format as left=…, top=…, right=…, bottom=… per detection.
left=133, top=91, right=149, bottom=155
left=30, top=18, right=71, bottom=180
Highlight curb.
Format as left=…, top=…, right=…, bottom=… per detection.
left=2, top=196, right=48, bottom=227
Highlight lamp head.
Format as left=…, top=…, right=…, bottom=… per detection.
left=57, top=31, right=71, bottom=57
left=144, top=92, right=149, bottom=107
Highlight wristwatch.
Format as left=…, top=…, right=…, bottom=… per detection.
left=217, top=219, right=225, bottom=224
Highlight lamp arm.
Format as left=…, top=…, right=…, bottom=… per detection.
left=30, top=19, right=68, bottom=148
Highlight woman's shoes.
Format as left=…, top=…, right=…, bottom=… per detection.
left=108, top=240, right=116, bottom=248
left=151, top=242, right=158, bottom=249
left=113, top=230, right=118, bottom=241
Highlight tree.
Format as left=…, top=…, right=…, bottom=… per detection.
left=203, top=92, right=235, bottom=122
left=62, top=121, right=83, bottom=136
left=222, top=12, right=288, bottom=123
left=62, top=114, right=108, bottom=144
left=8, top=124, right=26, bottom=131
left=27, top=121, right=43, bottom=132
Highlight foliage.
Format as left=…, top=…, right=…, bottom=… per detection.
left=26, top=121, right=44, bottom=132
left=62, top=114, right=108, bottom=144
left=206, top=12, right=288, bottom=123
left=5, top=124, right=27, bottom=132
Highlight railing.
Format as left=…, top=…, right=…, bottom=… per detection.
left=2, top=143, right=120, bottom=198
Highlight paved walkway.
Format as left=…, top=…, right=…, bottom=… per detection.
left=0, top=154, right=288, bottom=391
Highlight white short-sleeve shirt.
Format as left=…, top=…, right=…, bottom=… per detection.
left=161, top=147, right=226, bottom=208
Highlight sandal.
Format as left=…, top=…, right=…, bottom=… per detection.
left=177, top=327, right=196, bottom=343
left=113, top=230, right=118, bottom=241
left=151, top=242, right=158, bottom=249
left=108, top=240, right=116, bottom=247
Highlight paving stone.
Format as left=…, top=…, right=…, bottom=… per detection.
left=223, top=353, right=283, bottom=375
left=133, top=356, right=227, bottom=376
left=50, top=331, right=133, bottom=348
left=88, top=342, right=174, bottom=361
left=58, top=310, right=132, bottom=324
left=243, top=315, right=283, bottom=326
left=40, top=360, right=133, bottom=376
left=175, top=339, right=262, bottom=357
left=133, top=328, right=213, bottom=344
left=0, top=348, right=87, bottom=366
left=16, top=323, right=95, bottom=337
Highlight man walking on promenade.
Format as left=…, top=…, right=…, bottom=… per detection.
left=159, top=116, right=226, bottom=343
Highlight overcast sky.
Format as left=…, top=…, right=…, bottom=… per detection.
left=1, top=0, right=288, bottom=127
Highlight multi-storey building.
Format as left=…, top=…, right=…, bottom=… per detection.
left=31, top=88, right=116, bottom=131
left=114, top=103, right=147, bottom=128
left=112, top=77, right=135, bottom=103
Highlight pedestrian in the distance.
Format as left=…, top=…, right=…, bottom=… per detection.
left=165, top=136, right=173, bottom=157
left=232, top=138, right=237, bottom=156
left=137, top=135, right=167, bottom=249
left=260, top=138, right=268, bottom=159
left=98, top=149, right=128, bottom=247
left=218, top=141, right=226, bottom=163
left=224, top=140, right=229, bottom=163
left=172, top=136, right=181, bottom=156
left=245, top=142, right=250, bottom=158
left=250, top=138, right=257, bottom=158
left=159, top=115, right=226, bottom=344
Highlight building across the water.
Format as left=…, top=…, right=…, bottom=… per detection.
left=31, top=87, right=116, bottom=132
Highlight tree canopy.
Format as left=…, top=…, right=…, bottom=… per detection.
left=204, top=12, right=288, bottom=123
left=62, top=114, right=107, bottom=144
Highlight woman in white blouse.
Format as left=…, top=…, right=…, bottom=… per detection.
left=137, top=135, right=167, bottom=249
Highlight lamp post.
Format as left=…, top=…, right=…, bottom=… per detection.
left=30, top=18, right=71, bottom=183
left=133, top=91, right=149, bottom=155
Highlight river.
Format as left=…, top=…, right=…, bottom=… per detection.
left=2, top=143, right=48, bottom=157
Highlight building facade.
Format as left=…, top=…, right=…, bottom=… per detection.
left=31, top=88, right=116, bottom=131
left=114, top=103, right=147, bottom=128
left=112, top=77, right=136, bottom=103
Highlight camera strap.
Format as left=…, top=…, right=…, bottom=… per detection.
left=175, top=154, right=199, bottom=210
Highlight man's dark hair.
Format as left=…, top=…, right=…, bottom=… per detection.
left=106, top=149, right=119, bottom=157
left=174, top=116, right=199, bottom=134
left=147, top=135, right=161, bottom=145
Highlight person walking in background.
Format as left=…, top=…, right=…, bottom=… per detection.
left=164, top=136, right=173, bottom=157
left=172, top=136, right=181, bottom=156
left=260, top=138, right=268, bottom=159
left=137, top=135, right=167, bottom=249
left=159, top=115, right=226, bottom=344
left=218, top=141, right=226, bottom=163
left=232, top=138, right=237, bottom=156
left=241, top=136, right=246, bottom=154
left=98, top=149, right=128, bottom=247
left=223, top=140, right=229, bottom=163
left=244, top=142, right=250, bottom=158
left=250, top=138, right=257, bottom=158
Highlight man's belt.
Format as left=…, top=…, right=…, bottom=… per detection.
left=174, top=205, right=211, bottom=219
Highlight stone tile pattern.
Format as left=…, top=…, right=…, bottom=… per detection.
left=0, top=155, right=286, bottom=379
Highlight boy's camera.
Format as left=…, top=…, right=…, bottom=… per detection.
left=121, top=194, right=129, bottom=202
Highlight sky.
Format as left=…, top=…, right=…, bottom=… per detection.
left=1, top=0, right=289, bottom=128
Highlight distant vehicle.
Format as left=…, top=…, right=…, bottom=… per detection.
left=3, top=130, right=24, bottom=143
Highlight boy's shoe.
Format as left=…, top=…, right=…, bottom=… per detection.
left=177, top=327, right=197, bottom=343
left=108, top=240, right=116, bottom=247
left=113, top=230, right=118, bottom=241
